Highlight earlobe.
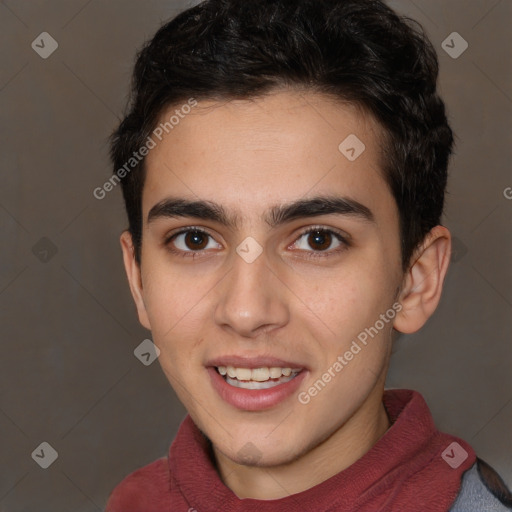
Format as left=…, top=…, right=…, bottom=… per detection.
left=120, top=231, right=151, bottom=330
left=393, top=226, right=451, bottom=334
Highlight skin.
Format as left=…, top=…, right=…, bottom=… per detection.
left=120, top=89, right=451, bottom=499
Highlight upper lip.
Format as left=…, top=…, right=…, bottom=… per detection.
left=206, top=355, right=307, bottom=370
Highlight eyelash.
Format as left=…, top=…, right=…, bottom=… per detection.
left=164, top=225, right=350, bottom=260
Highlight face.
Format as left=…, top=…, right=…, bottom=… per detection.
left=123, top=90, right=406, bottom=468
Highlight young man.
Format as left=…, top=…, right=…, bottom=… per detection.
left=105, top=0, right=512, bottom=510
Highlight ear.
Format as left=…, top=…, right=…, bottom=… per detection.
left=393, top=226, right=451, bottom=334
left=120, top=231, right=151, bottom=330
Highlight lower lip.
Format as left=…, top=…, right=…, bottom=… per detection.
left=207, top=367, right=307, bottom=411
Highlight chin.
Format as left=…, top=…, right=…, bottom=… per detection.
left=224, top=433, right=306, bottom=467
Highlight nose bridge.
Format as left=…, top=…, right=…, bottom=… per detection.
left=214, top=248, right=288, bottom=336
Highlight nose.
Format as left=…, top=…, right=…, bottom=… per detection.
left=213, top=249, right=290, bottom=338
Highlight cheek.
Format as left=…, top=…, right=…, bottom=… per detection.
left=296, top=273, right=394, bottom=414
left=292, top=263, right=394, bottom=345
left=141, top=260, right=211, bottom=353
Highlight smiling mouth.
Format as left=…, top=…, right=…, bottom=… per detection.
left=215, top=365, right=303, bottom=390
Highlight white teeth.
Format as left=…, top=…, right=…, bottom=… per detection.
left=251, top=367, right=270, bottom=381
left=216, top=365, right=302, bottom=382
left=225, top=373, right=297, bottom=389
left=269, top=367, right=283, bottom=378
left=235, top=367, right=252, bottom=381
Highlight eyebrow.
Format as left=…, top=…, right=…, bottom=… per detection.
left=147, top=195, right=375, bottom=228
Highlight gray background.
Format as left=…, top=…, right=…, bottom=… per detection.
left=0, top=0, right=510, bottom=510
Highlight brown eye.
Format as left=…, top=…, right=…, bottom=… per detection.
left=291, top=227, right=349, bottom=259
left=167, top=228, right=221, bottom=255
left=184, top=230, right=209, bottom=250
left=307, top=230, right=332, bottom=251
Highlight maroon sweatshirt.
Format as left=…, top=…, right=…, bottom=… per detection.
left=105, top=389, right=511, bottom=511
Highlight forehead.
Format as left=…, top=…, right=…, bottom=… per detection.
left=142, top=90, right=393, bottom=225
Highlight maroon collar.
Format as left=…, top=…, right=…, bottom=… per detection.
left=169, top=389, right=475, bottom=511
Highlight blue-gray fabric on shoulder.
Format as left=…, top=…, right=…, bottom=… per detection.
left=450, top=459, right=512, bottom=511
